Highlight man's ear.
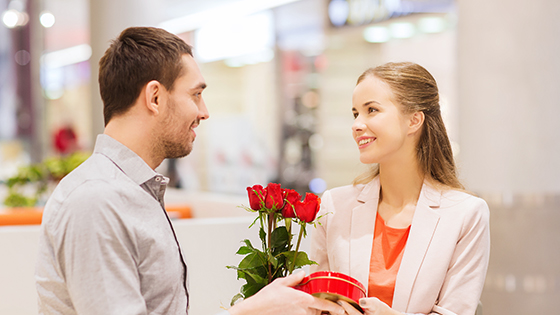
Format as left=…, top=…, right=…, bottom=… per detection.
left=144, top=80, right=162, bottom=115
left=408, top=111, right=425, bottom=135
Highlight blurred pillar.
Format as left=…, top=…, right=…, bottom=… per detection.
left=457, top=0, right=560, bottom=194
left=11, top=0, right=44, bottom=162
left=89, top=0, right=162, bottom=143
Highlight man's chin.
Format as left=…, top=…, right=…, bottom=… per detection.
left=166, top=145, right=192, bottom=159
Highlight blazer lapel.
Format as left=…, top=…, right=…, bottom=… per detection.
left=392, top=182, right=442, bottom=311
left=350, top=178, right=380, bottom=290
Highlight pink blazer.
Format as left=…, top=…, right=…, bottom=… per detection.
left=310, top=177, right=490, bottom=315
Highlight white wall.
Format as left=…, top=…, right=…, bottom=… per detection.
left=457, top=0, right=560, bottom=194
left=0, top=225, right=40, bottom=314
left=0, top=215, right=312, bottom=315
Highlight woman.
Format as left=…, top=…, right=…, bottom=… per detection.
left=310, top=62, right=490, bottom=315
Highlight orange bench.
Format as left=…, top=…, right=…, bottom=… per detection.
left=0, top=205, right=192, bottom=226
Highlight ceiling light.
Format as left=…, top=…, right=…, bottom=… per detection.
left=40, top=11, right=55, bottom=28
left=41, top=44, right=92, bottom=69
left=2, top=9, right=21, bottom=28
left=159, top=0, right=300, bottom=34
left=363, top=26, right=390, bottom=43
left=328, top=0, right=349, bottom=27
left=418, top=17, right=446, bottom=33
left=390, top=22, right=415, bottom=39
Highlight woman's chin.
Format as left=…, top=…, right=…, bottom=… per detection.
left=359, top=156, right=378, bottom=164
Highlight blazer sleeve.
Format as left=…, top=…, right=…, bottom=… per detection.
left=432, top=197, right=491, bottom=315
left=310, top=189, right=333, bottom=272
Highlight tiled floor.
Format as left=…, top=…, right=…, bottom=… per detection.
left=480, top=193, right=560, bottom=314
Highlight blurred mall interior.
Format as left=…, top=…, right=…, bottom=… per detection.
left=0, top=0, right=559, bottom=314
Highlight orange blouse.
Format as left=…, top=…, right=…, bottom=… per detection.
left=368, top=213, right=411, bottom=307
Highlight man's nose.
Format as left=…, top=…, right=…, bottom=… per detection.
left=198, top=100, right=209, bottom=120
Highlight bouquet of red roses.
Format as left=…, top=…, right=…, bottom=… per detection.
left=227, top=182, right=325, bottom=304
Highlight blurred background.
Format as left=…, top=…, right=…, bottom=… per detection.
left=0, top=0, right=559, bottom=314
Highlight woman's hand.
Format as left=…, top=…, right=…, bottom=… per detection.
left=338, top=298, right=401, bottom=315
left=229, top=271, right=345, bottom=315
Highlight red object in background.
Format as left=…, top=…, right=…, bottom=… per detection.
left=296, top=271, right=366, bottom=313
left=53, top=126, right=78, bottom=154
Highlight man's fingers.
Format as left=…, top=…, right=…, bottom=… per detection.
left=273, top=270, right=306, bottom=287
left=310, top=297, right=345, bottom=315
left=337, top=300, right=362, bottom=315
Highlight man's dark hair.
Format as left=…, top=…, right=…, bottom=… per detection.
left=99, top=27, right=193, bottom=125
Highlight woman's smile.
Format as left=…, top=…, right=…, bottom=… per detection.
left=356, top=136, right=376, bottom=149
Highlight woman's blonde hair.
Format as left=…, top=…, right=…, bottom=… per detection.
left=353, top=62, right=463, bottom=190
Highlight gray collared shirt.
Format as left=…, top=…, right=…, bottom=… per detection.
left=35, top=134, right=188, bottom=314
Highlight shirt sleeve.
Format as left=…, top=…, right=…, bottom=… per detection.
left=57, top=183, right=147, bottom=315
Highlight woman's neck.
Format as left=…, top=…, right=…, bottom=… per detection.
left=377, top=159, right=424, bottom=227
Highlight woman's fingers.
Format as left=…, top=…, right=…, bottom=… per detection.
left=337, top=300, right=363, bottom=315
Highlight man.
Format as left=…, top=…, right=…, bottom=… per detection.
left=35, top=27, right=344, bottom=315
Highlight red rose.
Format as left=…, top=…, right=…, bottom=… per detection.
left=281, top=189, right=301, bottom=218
left=247, top=185, right=266, bottom=210
left=295, top=193, right=321, bottom=223
left=265, top=183, right=283, bottom=210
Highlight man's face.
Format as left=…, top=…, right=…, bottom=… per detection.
left=156, top=54, right=208, bottom=159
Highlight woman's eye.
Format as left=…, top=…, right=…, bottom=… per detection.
left=352, top=112, right=358, bottom=119
left=368, top=107, right=377, bottom=113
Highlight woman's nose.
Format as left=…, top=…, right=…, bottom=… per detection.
left=352, top=118, right=365, bottom=132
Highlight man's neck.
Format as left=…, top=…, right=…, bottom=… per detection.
left=104, top=120, right=162, bottom=170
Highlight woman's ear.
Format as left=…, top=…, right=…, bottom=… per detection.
left=408, top=111, right=425, bottom=135
left=144, top=80, right=162, bottom=115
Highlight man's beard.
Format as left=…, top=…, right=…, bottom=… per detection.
left=160, top=135, right=193, bottom=159
left=154, top=99, right=196, bottom=160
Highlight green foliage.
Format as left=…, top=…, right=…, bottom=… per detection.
left=3, top=152, right=89, bottom=207
left=227, top=216, right=318, bottom=306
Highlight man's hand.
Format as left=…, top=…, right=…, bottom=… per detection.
left=338, top=298, right=401, bottom=315
left=229, top=271, right=345, bottom=315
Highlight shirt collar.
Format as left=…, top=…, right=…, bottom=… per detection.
left=93, top=134, right=161, bottom=186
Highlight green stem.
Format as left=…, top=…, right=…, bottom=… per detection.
left=285, top=218, right=292, bottom=246
left=267, top=214, right=274, bottom=283
left=289, top=224, right=305, bottom=274
left=259, top=214, right=266, bottom=249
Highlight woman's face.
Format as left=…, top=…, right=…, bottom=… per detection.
left=351, top=75, right=416, bottom=165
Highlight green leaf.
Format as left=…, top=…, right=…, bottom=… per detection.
left=3, top=191, right=36, bottom=207
left=237, top=269, right=245, bottom=280
left=247, top=215, right=259, bottom=228
left=259, top=227, right=266, bottom=244
left=242, top=239, right=255, bottom=249
left=241, top=282, right=266, bottom=298
left=268, top=251, right=278, bottom=269
left=236, top=246, right=254, bottom=255
left=270, top=226, right=290, bottom=251
left=282, top=251, right=317, bottom=270
left=243, top=269, right=267, bottom=285
left=238, top=251, right=267, bottom=270
left=230, top=293, right=244, bottom=306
